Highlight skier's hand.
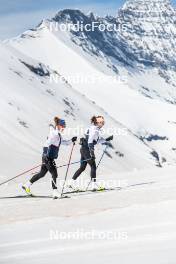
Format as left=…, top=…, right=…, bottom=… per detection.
left=106, top=135, right=113, bottom=142
left=72, top=136, right=77, bottom=143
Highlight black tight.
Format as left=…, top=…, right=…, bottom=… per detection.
left=73, top=147, right=96, bottom=181
left=30, top=157, right=58, bottom=189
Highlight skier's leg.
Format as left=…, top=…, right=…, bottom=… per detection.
left=72, top=156, right=87, bottom=180
left=72, top=147, right=89, bottom=181
left=30, top=164, right=48, bottom=184
left=22, top=160, right=48, bottom=194
left=87, top=158, right=104, bottom=191
left=87, top=159, right=97, bottom=181
left=47, top=159, right=58, bottom=190
left=47, top=160, right=60, bottom=198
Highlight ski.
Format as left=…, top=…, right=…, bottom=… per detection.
left=1, top=181, right=154, bottom=200
left=27, top=194, right=71, bottom=199
left=2, top=181, right=154, bottom=200
left=58, top=195, right=70, bottom=199
left=64, top=187, right=121, bottom=195
left=64, top=189, right=85, bottom=194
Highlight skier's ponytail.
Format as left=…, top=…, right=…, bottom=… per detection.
left=54, top=116, right=60, bottom=127
left=91, top=116, right=97, bottom=125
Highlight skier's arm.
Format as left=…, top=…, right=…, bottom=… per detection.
left=61, top=138, right=72, bottom=146
left=61, top=136, right=77, bottom=145
left=46, top=125, right=56, bottom=145
left=97, top=137, right=106, bottom=144
left=98, top=135, right=114, bottom=144
left=87, top=126, right=97, bottom=146
left=87, top=127, right=97, bottom=158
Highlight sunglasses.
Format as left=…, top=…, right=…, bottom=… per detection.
left=59, top=124, right=66, bottom=128
left=97, top=121, right=105, bottom=124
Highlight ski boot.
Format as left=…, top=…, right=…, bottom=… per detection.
left=52, top=189, right=61, bottom=199
left=22, top=181, right=32, bottom=195
left=91, top=181, right=105, bottom=192
left=67, top=179, right=80, bottom=192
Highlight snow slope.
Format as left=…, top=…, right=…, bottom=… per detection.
left=1, top=166, right=176, bottom=264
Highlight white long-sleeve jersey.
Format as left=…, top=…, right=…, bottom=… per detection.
left=44, top=125, right=72, bottom=148
left=86, top=125, right=106, bottom=147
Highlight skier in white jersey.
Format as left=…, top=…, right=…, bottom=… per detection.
left=71, top=116, right=113, bottom=191
left=22, top=116, right=77, bottom=199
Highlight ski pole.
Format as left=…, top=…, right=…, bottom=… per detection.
left=0, top=158, right=93, bottom=187
left=61, top=142, right=76, bottom=197
left=97, top=145, right=109, bottom=169
left=0, top=164, right=41, bottom=187
left=31, top=158, right=92, bottom=175
left=86, top=145, right=109, bottom=191
left=57, top=158, right=92, bottom=169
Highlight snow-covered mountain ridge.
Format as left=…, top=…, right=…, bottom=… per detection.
left=48, top=0, right=176, bottom=102
left=52, top=0, right=176, bottom=70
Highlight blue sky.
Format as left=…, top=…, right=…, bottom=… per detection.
left=0, top=0, right=175, bottom=40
